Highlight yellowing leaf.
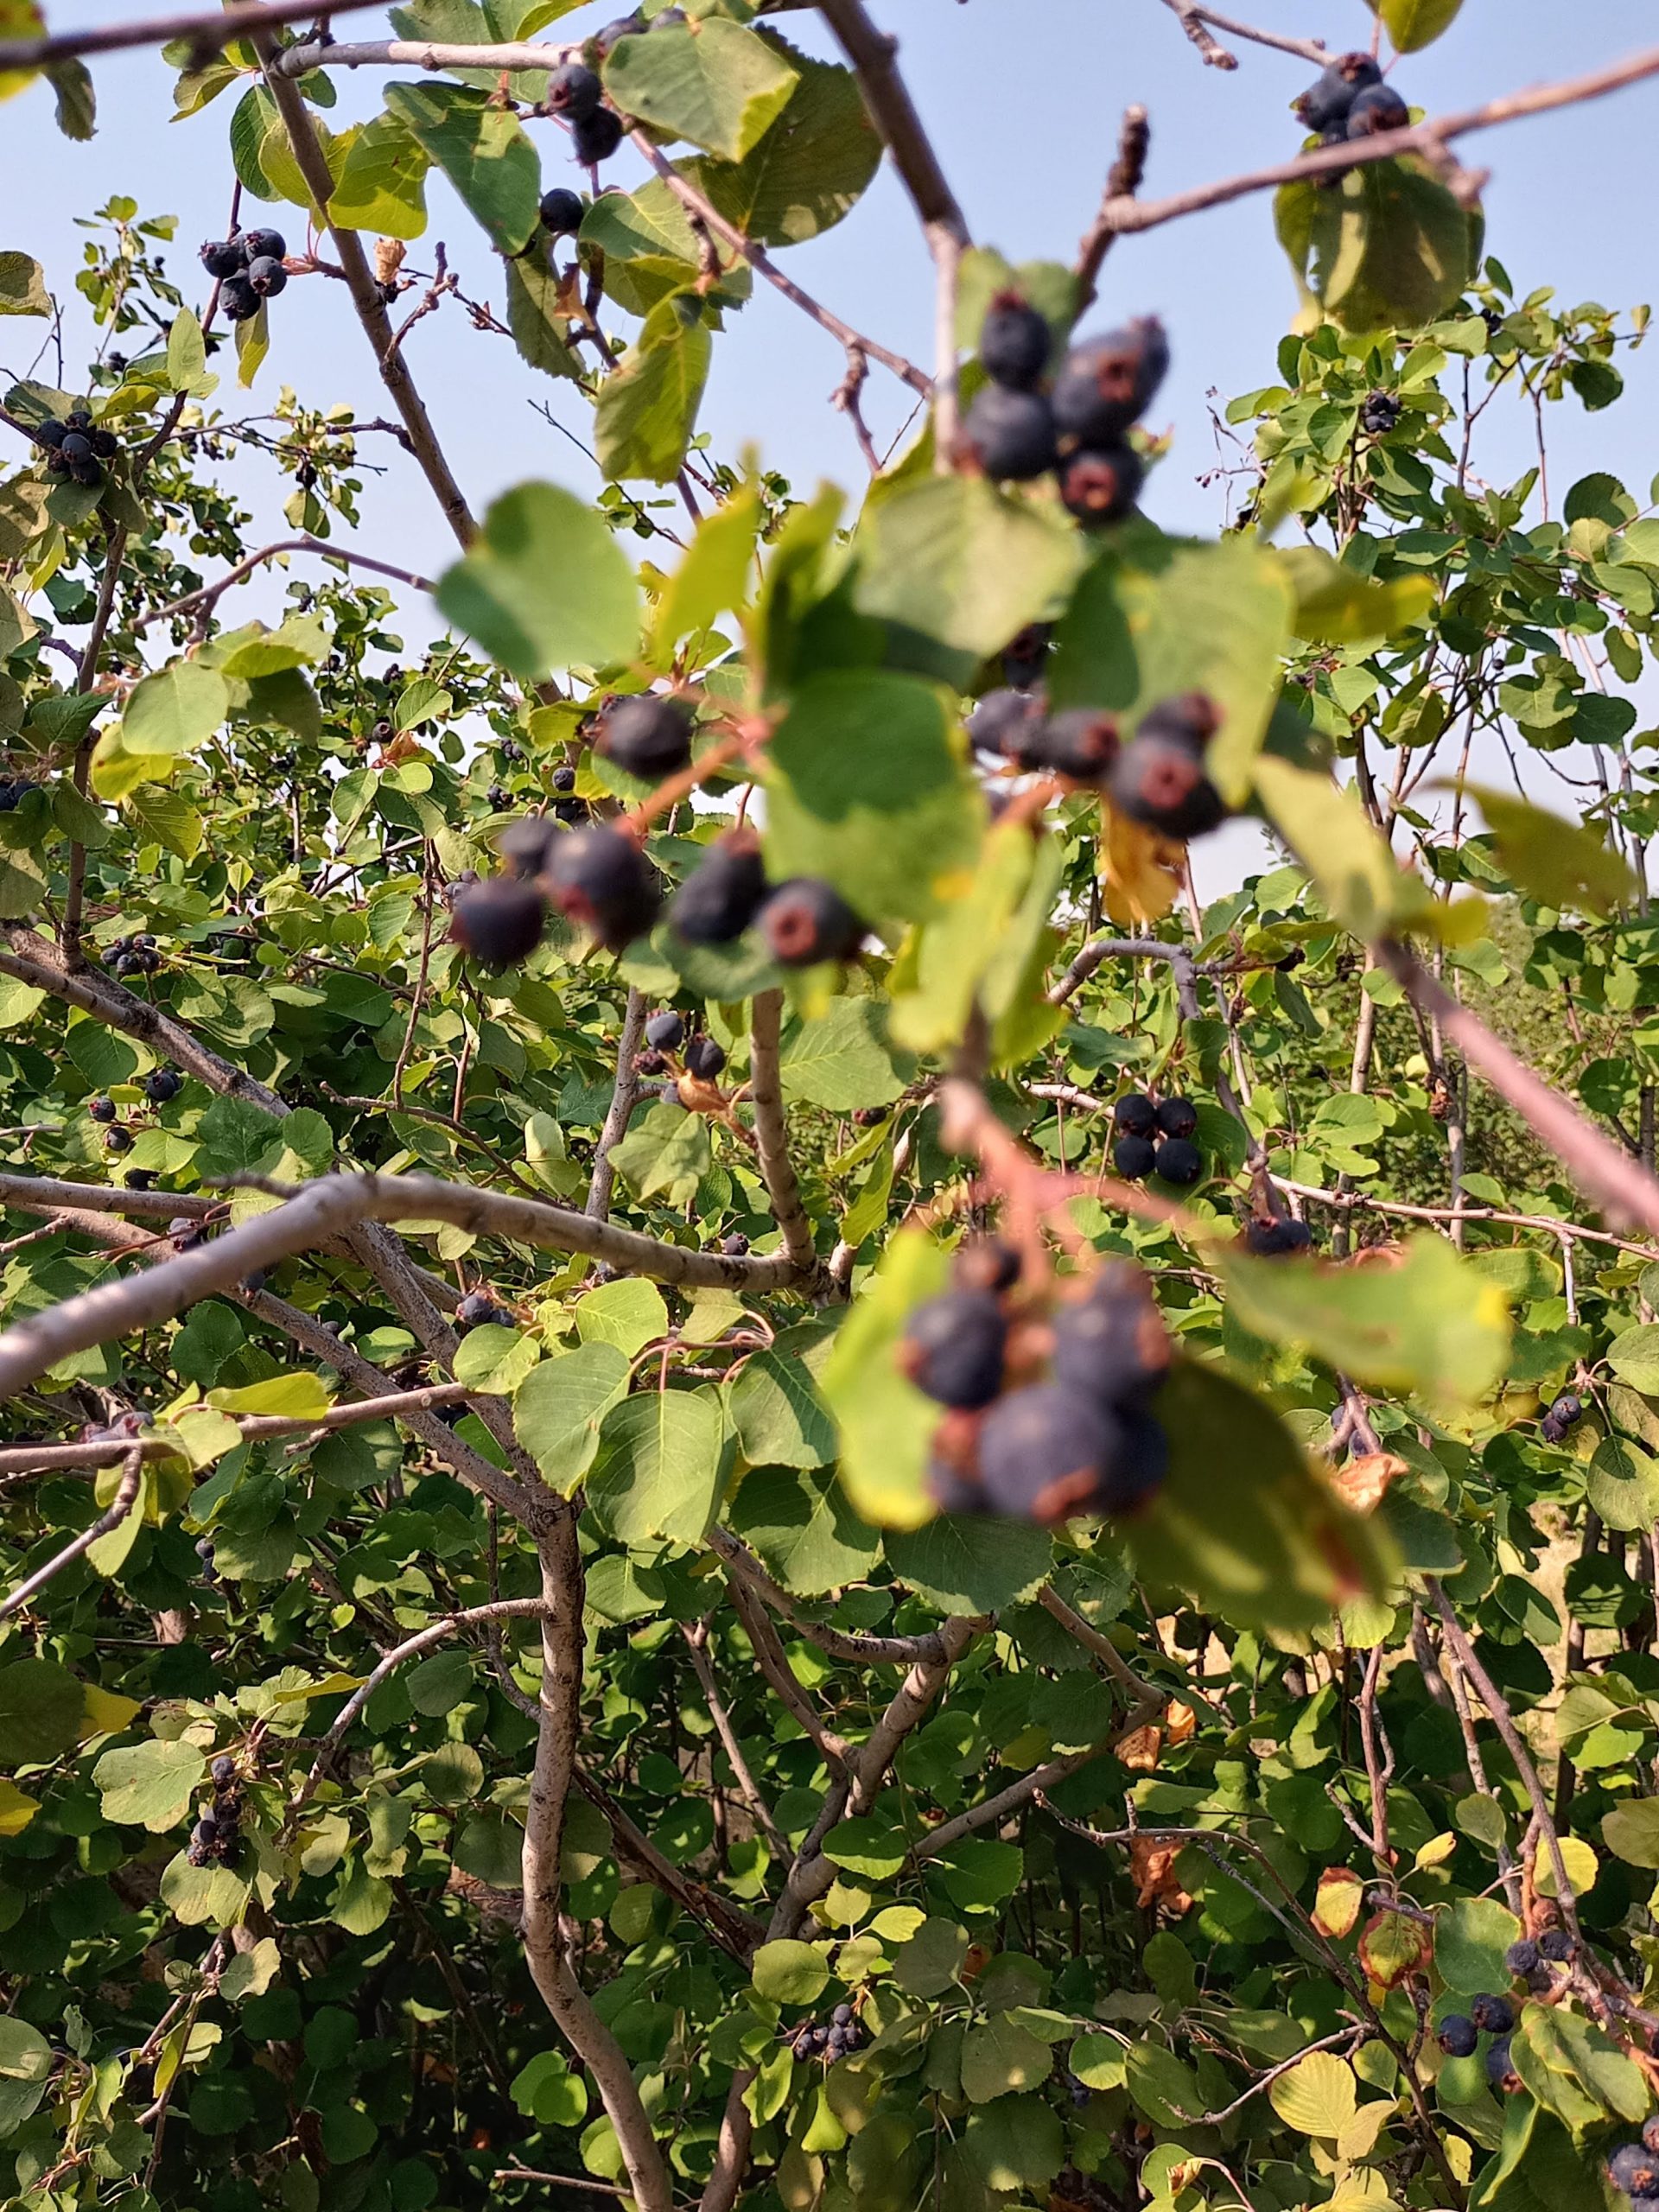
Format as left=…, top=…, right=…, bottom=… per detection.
left=1100, top=804, right=1184, bottom=926
left=79, top=1685, right=143, bottom=1739
left=1313, top=1866, right=1365, bottom=1939
left=208, top=1373, right=334, bottom=1420
left=0, top=1779, right=40, bottom=1835
left=1268, top=2049, right=1357, bottom=2138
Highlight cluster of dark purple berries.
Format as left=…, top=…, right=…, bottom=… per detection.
left=457, top=1288, right=516, bottom=1331
left=1608, top=2119, right=1659, bottom=2202
left=199, top=229, right=289, bottom=324
left=1294, top=52, right=1409, bottom=146
left=1111, top=1093, right=1203, bottom=1188
left=35, top=405, right=118, bottom=488
left=907, top=1243, right=1171, bottom=1525
left=969, top=691, right=1227, bottom=844
left=102, top=931, right=162, bottom=979
left=0, top=776, right=35, bottom=812
left=1541, top=1391, right=1585, bottom=1446
left=187, top=1753, right=245, bottom=1868
left=638, top=1007, right=728, bottom=1093
left=1361, top=391, right=1401, bottom=436
left=546, top=55, right=623, bottom=167
left=959, top=308, right=1166, bottom=527
left=786, top=2003, right=864, bottom=2065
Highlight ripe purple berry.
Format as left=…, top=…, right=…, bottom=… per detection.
left=573, top=107, right=625, bottom=164
left=1244, top=1217, right=1313, bottom=1257
left=1471, top=1993, right=1514, bottom=2037
left=103, top=1126, right=132, bottom=1154
left=1484, top=2036, right=1517, bottom=2091
left=1052, top=318, right=1169, bottom=446
left=760, top=879, right=865, bottom=967
left=456, top=1290, right=497, bottom=1328
left=1436, top=2014, right=1478, bottom=2058
left=684, top=1034, right=727, bottom=1082
left=450, top=876, right=550, bottom=969
left=1154, top=1096, right=1197, bottom=1141
left=1346, top=82, right=1410, bottom=137
left=1027, top=708, right=1120, bottom=782
left=1504, top=1938, right=1541, bottom=1976
left=88, top=1095, right=117, bottom=1124
left=978, top=1382, right=1119, bottom=1525
left=549, top=60, right=603, bottom=118
left=1052, top=1262, right=1170, bottom=1411
left=499, top=816, right=559, bottom=880
left=899, top=1288, right=1007, bottom=1411
left=540, top=186, right=586, bottom=236
left=200, top=238, right=247, bottom=277
left=1154, top=1136, right=1203, bottom=1186
left=954, top=1239, right=1020, bottom=1294
left=247, top=255, right=288, bottom=299
left=1538, top=1928, right=1573, bottom=1962
left=1608, top=2145, right=1659, bottom=2202
left=1293, top=53, right=1382, bottom=133
left=968, top=687, right=1046, bottom=765
left=670, top=831, right=769, bottom=944
left=1109, top=725, right=1225, bottom=841
left=1114, top=1093, right=1156, bottom=1139
left=1058, top=444, right=1145, bottom=526
left=543, top=825, right=662, bottom=950
left=169, top=1217, right=207, bottom=1253
left=241, top=228, right=287, bottom=262
left=721, top=1232, right=749, bottom=1258
left=219, top=275, right=260, bottom=322
left=959, top=385, right=1058, bottom=481
left=979, top=290, right=1052, bottom=391
left=645, top=1009, right=685, bottom=1052
left=595, top=694, right=694, bottom=780
left=1113, top=1133, right=1156, bottom=1181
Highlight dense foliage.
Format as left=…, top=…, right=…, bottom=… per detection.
left=4, top=7, right=1659, bottom=2212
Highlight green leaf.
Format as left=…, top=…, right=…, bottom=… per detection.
left=330, top=108, right=430, bottom=238
left=575, top=1278, right=670, bottom=1357
left=675, top=41, right=878, bottom=245
left=1268, top=2050, right=1357, bottom=2138
left=853, top=476, right=1086, bottom=690
left=1586, top=1437, right=1659, bottom=1534
left=594, top=292, right=711, bottom=485
left=1217, top=1232, right=1510, bottom=1408
left=579, top=177, right=750, bottom=319
left=1284, top=157, right=1477, bottom=334
left=751, top=1937, right=829, bottom=2005
left=1376, top=0, right=1462, bottom=52
left=779, top=997, right=906, bottom=1111
left=44, top=55, right=94, bottom=139
left=960, top=2096, right=1065, bottom=2192
left=0, top=252, right=49, bottom=319
left=0, top=2016, right=51, bottom=2139
left=93, top=1738, right=207, bottom=1830
left=961, top=2017, right=1052, bottom=2104
left=0, top=1656, right=86, bottom=1764
left=1601, top=1796, right=1659, bottom=1870
left=1609, top=1326, right=1659, bottom=1394
left=514, top=1343, right=632, bottom=1491
left=727, top=1351, right=835, bottom=1470
left=601, top=19, right=798, bottom=160
left=728, top=1464, right=878, bottom=1594
left=1466, top=784, right=1637, bottom=919
left=384, top=81, right=538, bottom=254
left=504, top=251, right=582, bottom=382
left=1277, top=543, right=1435, bottom=645
left=885, top=1516, right=1051, bottom=1616
left=511, top=2051, right=589, bottom=2128
left=1511, top=2004, right=1648, bottom=2128
left=822, top=1226, right=948, bottom=1529
left=209, top=1373, right=334, bottom=1419
left=607, top=1099, right=711, bottom=1209
left=588, top=1386, right=732, bottom=1546
left=652, top=486, right=761, bottom=654
left=435, top=480, right=641, bottom=681
left=1132, top=1360, right=1394, bottom=1632
left=764, top=671, right=983, bottom=931
left=821, top=1816, right=907, bottom=1879
left=1254, top=753, right=1440, bottom=940
left=1434, top=1897, right=1522, bottom=1994
left=121, top=662, right=230, bottom=756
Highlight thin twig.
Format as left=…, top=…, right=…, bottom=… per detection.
left=587, top=988, right=646, bottom=1222
left=136, top=537, right=435, bottom=632
left=0, top=1444, right=142, bottom=1619
left=0, top=0, right=389, bottom=68
left=1160, top=0, right=1238, bottom=71
left=1076, top=106, right=1152, bottom=310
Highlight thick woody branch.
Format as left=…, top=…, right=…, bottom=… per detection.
left=848, top=1616, right=976, bottom=1810
left=1, top=1444, right=142, bottom=1620
left=256, top=41, right=477, bottom=549
left=747, top=992, right=825, bottom=1284
left=1097, top=43, right=1659, bottom=238
left=0, top=0, right=388, bottom=69
left=572, top=1764, right=765, bottom=1956
left=137, top=538, right=435, bottom=633
left=1049, top=932, right=1198, bottom=1010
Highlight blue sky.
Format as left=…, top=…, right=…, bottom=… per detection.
left=4, top=0, right=1659, bottom=892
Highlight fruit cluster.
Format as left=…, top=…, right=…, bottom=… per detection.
left=1361, top=390, right=1401, bottom=435
left=969, top=690, right=1228, bottom=843
left=1541, top=1390, right=1584, bottom=1445
left=1608, top=2120, right=1659, bottom=2203
left=959, top=307, right=1166, bottom=528
left=1293, top=52, right=1410, bottom=145
left=1110, top=1092, right=1203, bottom=1187
left=35, top=405, right=118, bottom=488
left=457, top=1288, right=516, bottom=1331
left=639, top=1007, right=728, bottom=1092
left=199, top=228, right=289, bottom=324
left=0, top=775, right=35, bottom=812
left=101, top=931, right=162, bottom=979
left=903, top=1243, right=1172, bottom=1525
left=546, top=56, right=623, bottom=167
left=186, top=1753, right=245, bottom=1869
left=785, top=2003, right=864, bottom=2064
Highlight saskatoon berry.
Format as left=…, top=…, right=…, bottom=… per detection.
left=1103, top=1408, right=1168, bottom=1514
left=1052, top=318, right=1169, bottom=446
left=450, top=876, right=550, bottom=969
left=551, top=765, right=577, bottom=792
left=635, top=1049, right=667, bottom=1077
left=670, top=831, right=770, bottom=944
left=219, top=276, right=261, bottom=322
left=593, top=12, right=645, bottom=53
left=979, top=291, right=1052, bottom=391
left=1538, top=1929, right=1573, bottom=1962
left=1362, top=391, right=1402, bottom=435
left=60, top=431, right=92, bottom=467
left=169, top=1217, right=207, bottom=1252
left=1113, top=1133, right=1156, bottom=1181
left=554, top=798, right=589, bottom=824
left=241, top=1268, right=268, bottom=1295
left=124, top=1169, right=156, bottom=1192
left=1546, top=1392, right=1583, bottom=1431
left=1029, top=708, right=1120, bottom=782
left=760, top=878, right=865, bottom=967
left=144, top=1069, right=182, bottom=1104
left=91, top=429, right=118, bottom=459
left=959, top=385, right=1058, bottom=481
left=1109, top=728, right=1225, bottom=841
left=487, top=784, right=511, bottom=810
left=645, top=1009, right=685, bottom=1052
left=954, top=1238, right=1020, bottom=1294
left=1154, top=1096, right=1197, bottom=1141
left=1154, top=1136, right=1203, bottom=1186
left=1244, top=1217, right=1313, bottom=1257
left=1436, top=2014, right=1478, bottom=2059
left=200, top=238, right=247, bottom=277
left=1504, top=1938, right=1541, bottom=1976
left=652, top=8, right=688, bottom=26
left=540, top=186, right=586, bottom=236
left=1293, top=52, right=1382, bottom=132
left=1052, top=1263, right=1170, bottom=1411
left=1643, top=2118, right=1659, bottom=2157
left=1607, top=2145, right=1659, bottom=2202
left=978, top=1382, right=1119, bottom=1525
left=68, top=454, right=104, bottom=489
left=241, top=228, right=287, bottom=262
left=1471, top=1993, right=1514, bottom=2037
left=211, top=1753, right=237, bottom=1788
left=1347, top=82, right=1410, bottom=137
left=499, top=815, right=559, bottom=880
left=1001, top=623, right=1052, bottom=690
left=64, top=406, right=91, bottom=430
left=456, top=1291, right=498, bottom=1329
left=549, top=60, right=603, bottom=117
left=721, top=1232, right=749, bottom=1257
left=969, top=687, right=1046, bottom=765
left=573, top=108, right=625, bottom=165
left=901, top=1288, right=1007, bottom=1410
left=247, top=256, right=288, bottom=299
left=543, top=824, right=663, bottom=950
left=684, top=1034, right=727, bottom=1081
left=103, top=1127, right=132, bottom=1154
left=1059, top=444, right=1145, bottom=527
left=87, top=1096, right=117, bottom=1123
left=595, top=693, right=694, bottom=779
left=1484, top=2037, right=1517, bottom=2091
left=35, top=419, right=67, bottom=448
left=1114, top=1093, right=1156, bottom=1139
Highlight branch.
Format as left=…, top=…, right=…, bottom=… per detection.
left=1268, top=1172, right=1659, bottom=1262
left=680, top=1621, right=786, bottom=1852
left=586, top=987, right=646, bottom=1222
left=1171, top=5, right=1326, bottom=64
left=256, top=38, right=477, bottom=548
left=136, top=537, right=435, bottom=633
left=0, top=1443, right=142, bottom=1620
left=62, top=524, right=128, bottom=969
left=0, top=0, right=390, bottom=69
left=272, top=35, right=579, bottom=77
left=1160, top=0, right=1237, bottom=71
left=572, top=1764, right=765, bottom=1957
left=724, top=1570, right=852, bottom=1770
left=1075, top=106, right=1152, bottom=310
left=1036, top=1583, right=1167, bottom=1706
left=912, top=1692, right=1166, bottom=1861
left=1049, top=932, right=1198, bottom=1010
left=0, top=1172, right=213, bottom=1224
left=709, top=1528, right=963, bottom=1665
left=0, top=1381, right=475, bottom=1475
left=747, top=991, right=826, bottom=1285
left=1379, top=940, right=1659, bottom=1242
left=1096, top=43, right=1659, bottom=238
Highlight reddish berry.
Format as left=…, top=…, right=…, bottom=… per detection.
left=1058, top=444, right=1144, bottom=526
left=760, top=879, right=865, bottom=967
